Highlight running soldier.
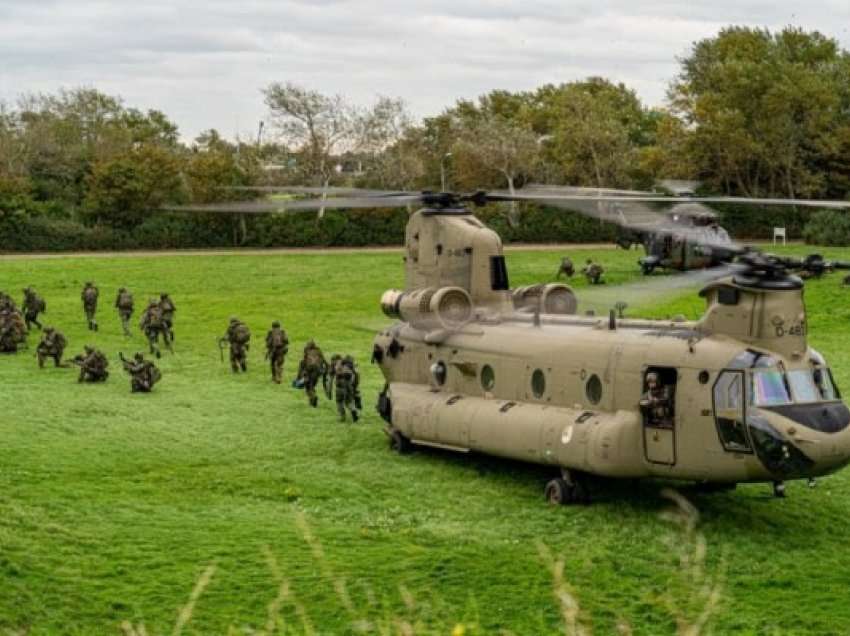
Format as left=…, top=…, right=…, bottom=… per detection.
left=221, top=317, right=251, bottom=373
left=36, top=326, right=67, bottom=368
left=120, top=352, right=161, bottom=393
left=21, top=287, right=46, bottom=331
left=139, top=298, right=171, bottom=358
left=159, top=293, right=176, bottom=342
left=71, top=346, right=109, bottom=382
left=297, top=339, right=327, bottom=407
left=81, top=282, right=99, bottom=331
left=333, top=355, right=361, bottom=422
left=115, top=287, right=134, bottom=336
left=265, top=321, right=289, bottom=384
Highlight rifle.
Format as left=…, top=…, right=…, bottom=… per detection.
left=118, top=352, right=133, bottom=373
left=217, top=337, right=227, bottom=363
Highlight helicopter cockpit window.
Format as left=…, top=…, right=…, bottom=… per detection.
left=481, top=364, right=495, bottom=391
left=713, top=370, right=752, bottom=452
left=751, top=370, right=792, bottom=407
left=787, top=370, right=820, bottom=403
left=816, top=368, right=840, bottom=400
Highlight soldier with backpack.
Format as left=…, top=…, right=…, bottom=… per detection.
left=21, top=286, right=46, bottom=331
left=333, top=355, right=361, bottom=422
left=70, top=346, right=109, bottom=383
left=221, top=317, right=251, bottom=373
left=81, top=282, right=99, bottom=331
left=140, top=298, right=172, bottom=358
left=265, top=320, right=289, bottom=384
left=115, top=287, right=135, bottom=336
left=159, top=293, right=177, bottom=342
left=296, top=339, right=327, bottom=407
left=36, top=326, right=67, bottom=368
left=120, top=352, right=161, bottom=393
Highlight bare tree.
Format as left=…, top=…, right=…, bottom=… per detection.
left=356, top=96, right=424, bottom=190
left=263, top=83, right=355, bottom=215
left=455, top=114, right=540, bottom=225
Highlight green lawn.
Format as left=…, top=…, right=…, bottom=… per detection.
left=1, top=244, right=850, bottom=635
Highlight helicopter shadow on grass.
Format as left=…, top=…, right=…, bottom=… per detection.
left=398, top=443, right=839, bottom=536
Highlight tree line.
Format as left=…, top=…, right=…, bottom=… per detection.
left=2, top=26, right=850, bottom=251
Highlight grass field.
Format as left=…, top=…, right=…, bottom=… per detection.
left=2, top=243, right=850, bottom=635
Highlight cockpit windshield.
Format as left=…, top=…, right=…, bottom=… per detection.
left=752, top=370, right=791, bottom=406
left=735, top=350, right=841, bottom=406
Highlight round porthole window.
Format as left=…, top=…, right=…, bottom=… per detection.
left=586, top=374, right=603, bottom=404
left=531, top=369, right=546, bottom=398
left=481, top=364, right=495, bottom=391
left=431, top=361, right=447, bottom=386
left=698, top=370, right=710, bottom=385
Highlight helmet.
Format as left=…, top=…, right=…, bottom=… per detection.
left=646, top=372, right=660, bottom=385
left=344, top=355, right=354, bottom=363
left=134, top=352, right=144, bottom=362
left=85, top=281, right=93, bottom=287
left=272, top=321, right=281, bottom=328
left=230, top=316, right=239, bottom=323
left=44, top=325, right=54, bottom=333
left=160, top=292, right=168, bottom=299
left=118, top=287, right=126, bottom=292
left=84, top=345, right=94, bottom=353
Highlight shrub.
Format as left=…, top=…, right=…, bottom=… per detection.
left=803, top=209, right=850, bottom=246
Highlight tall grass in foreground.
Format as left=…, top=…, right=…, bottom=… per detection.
left=119, top=491, right=723, bottom=636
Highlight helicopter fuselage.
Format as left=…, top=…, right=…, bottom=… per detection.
left=374, top=313, right=850, bottom=484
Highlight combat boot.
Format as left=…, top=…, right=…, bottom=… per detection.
left=352, top=410, right=360, bottom=423
left=310, top=396, right=318, bottom=408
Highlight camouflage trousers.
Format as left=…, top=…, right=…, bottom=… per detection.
left=79, top=367, right=108, bottom=383
left=230, top=343, right=248, bottom=372
left=25, top=310, right=42, bottom=331
left=37, top=348, right=62, bottom=368
left=145, top=327, right=172, bottom=358
left=84, top=305, right=98, bottom=331
left=302, top=367, right=321, bottom=406
left=118, top=310, right=133, bottom=336
left=335, top=382, right=361, bottom=422
left=269, top=350, right=285, bottom=383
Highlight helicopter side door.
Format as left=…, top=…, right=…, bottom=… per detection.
left=642, top=367, right=678, bottom=465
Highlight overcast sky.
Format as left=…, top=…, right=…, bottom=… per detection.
left=2, top=1, right=849, bottom=141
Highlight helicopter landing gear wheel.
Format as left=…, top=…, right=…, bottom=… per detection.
left=388, top=428, right=411, bottom=454
left=545, top=471, right=590, bottom=505
left=773, top=480, right=786, bottom=498
left=641, top=263, right=655, bottom=276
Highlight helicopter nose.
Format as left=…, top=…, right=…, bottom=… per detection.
left=752, top=410, right=850, bottom=479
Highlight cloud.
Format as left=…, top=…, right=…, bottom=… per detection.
left=1, top=0, right=848, bottom=140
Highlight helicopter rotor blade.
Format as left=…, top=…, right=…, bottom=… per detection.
left=163, top=194, right=424, bottom=214
left=222, top=186, right=415, bottom=197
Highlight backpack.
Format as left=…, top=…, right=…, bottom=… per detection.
left=233, top=323, right=251, bottom=345
left=83, top=287, right=98, bottom=304
left=270, top=329, right=286, bottom=349
left=118, top=292, right=133, bottom=309
left=33, top=296, right=46, bottom=312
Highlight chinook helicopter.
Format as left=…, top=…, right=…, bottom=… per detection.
left=520, top=184, right=737, bottom=274
left=171, top=187, right=850, bottom=504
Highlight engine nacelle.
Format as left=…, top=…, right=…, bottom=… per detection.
left=512, top=283, right=577, bottom=315
left=381, top=286, right=474, bottom=330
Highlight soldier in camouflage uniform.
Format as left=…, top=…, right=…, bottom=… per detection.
left=81, top=282, right=99, bottom=331
left=159, top=293, right=177, bottom=342
left=0, top=291, right=14, bottom=312
left=297, top=339, right=327, bottom=407
left=0, top=305, right=27, bottom=353
left=555, top=257, right=575, bottom=279
left=222, top=317, right=251, bottom=373
left=120, top=352, right=161, bottom=393
left=21, top=286, right=46, bottom=331
left=71, top=345, right=109, bottom=383
left=115, top=287, right=134, bottom=336
left=639, top=372, right=673, bottom=428
left=333, top=355, right=361, bottom=422
left=582, top=259, right=605, bottom=285
left=36, top=326, right=67, bottom=368
left=140, top=298, right=172, bottom=358
left=265, top=320, right=289, bottom=384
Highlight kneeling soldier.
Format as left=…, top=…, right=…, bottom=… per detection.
left=36, top=326, right=67, bottom=368
left=120, top=352, right=161, bottom=393
left=71, top=345, right=109, bottom=383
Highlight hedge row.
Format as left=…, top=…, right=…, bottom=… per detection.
left=0, top=202, right=831, bottom=253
